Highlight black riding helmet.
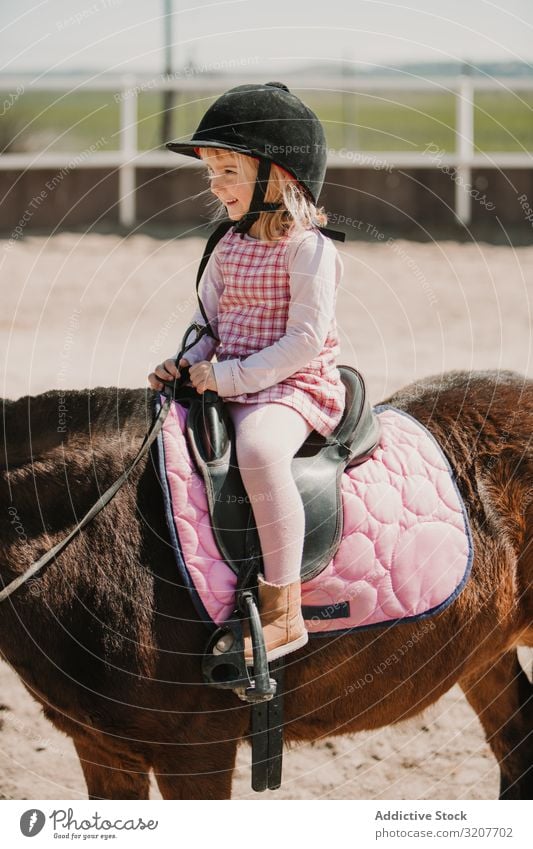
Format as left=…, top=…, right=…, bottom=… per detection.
left=166, top=81, right=328, bottom=234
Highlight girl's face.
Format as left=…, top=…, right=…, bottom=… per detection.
left=201, top=149, right=257, bottom=221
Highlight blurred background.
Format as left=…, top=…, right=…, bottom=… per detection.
left=2, top=0, right=533, bottom=234
left=1, top=0, right=532, bottom=405
left=0, top=0, right=532, bottom=801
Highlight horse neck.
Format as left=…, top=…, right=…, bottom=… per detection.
left=1, top=387, right=147, bottom=467
left=0, top=387, right=148, bottom=585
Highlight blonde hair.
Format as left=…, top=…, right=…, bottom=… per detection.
left=198, top=147, right=328, bottom=241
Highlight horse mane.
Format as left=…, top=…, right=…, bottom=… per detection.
left=0, top=387, right=162, bottom=678
left=383, top=368, right=531, bottom=409
left=1, top=386, right=152, bottom=470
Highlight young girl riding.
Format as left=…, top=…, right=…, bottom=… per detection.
left=148, top=82, right=346, bottom=662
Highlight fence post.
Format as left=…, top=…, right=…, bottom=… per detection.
left=455, top=74, right=474, bottom=225
left=118, top=75, right=137, bottom=227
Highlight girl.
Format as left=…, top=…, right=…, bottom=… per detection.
left=148, top=82, right=346, bottom=662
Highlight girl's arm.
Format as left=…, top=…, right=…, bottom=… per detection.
left=175, top=249, right=224, bottom=364
left=213, top=232, right=342, bottom=397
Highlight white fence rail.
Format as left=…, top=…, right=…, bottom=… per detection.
left=1, top=74, right=532, bottom=227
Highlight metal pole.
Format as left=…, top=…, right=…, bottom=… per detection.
left=341, top=54, right=347, bottom=151
left=119, top=75, right=137, bottom=227
left=161, top=0, right=174, bottom=144
left=455, top=69, right=474, bottom=226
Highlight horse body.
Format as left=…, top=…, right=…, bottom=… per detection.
left=1, top=371, right=532, bottom=799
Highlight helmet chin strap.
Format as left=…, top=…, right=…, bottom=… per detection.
left=233, top=159, right=282, bottom=237
left=231, top=157, right=346, bottom=245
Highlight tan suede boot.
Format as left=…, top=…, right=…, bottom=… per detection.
left=243, top=576, right=308, bottom=664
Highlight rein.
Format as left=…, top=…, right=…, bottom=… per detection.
left=0, top=394, right=172, bottom=603
left=0, top=327, right=204, bottom=604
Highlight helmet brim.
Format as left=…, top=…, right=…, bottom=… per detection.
left=166, top=140, right=303, bottom=191
left=166, top=139, right=254, bottom=159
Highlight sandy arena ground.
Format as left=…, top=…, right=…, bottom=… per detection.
left=1, top=230, right=532, bottom=800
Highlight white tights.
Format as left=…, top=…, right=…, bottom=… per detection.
left=225, top=401, right=313, bottom=585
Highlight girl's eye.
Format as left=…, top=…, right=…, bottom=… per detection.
left=206, top=169, right=236, bottom=179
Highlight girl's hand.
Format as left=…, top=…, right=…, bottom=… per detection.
left=189, top=361, right=218, bottom=394
left=148, top=357, right=189, bottom=391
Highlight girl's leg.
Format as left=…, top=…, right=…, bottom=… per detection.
left=223, top=401, right=312, bottom=661
left=225, top=401, right=313, bottom=585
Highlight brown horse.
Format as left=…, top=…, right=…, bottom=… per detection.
left=0, top=369, right=532, bottom=800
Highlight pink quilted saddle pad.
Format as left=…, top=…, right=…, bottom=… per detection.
left=156, top=397, right=473, bottom=636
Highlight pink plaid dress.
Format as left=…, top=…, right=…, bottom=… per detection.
left=212, top=227, right=346, bottom=437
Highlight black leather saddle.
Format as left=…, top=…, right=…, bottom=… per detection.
left=179, top=365, right=381, bottom=582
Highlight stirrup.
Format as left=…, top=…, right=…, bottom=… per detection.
left=202, top=590, right=286, bottom=793
left=202, top=590, right=277, bottom=703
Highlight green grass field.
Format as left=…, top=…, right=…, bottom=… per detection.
left=2, top=88, right=532, bottom=154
